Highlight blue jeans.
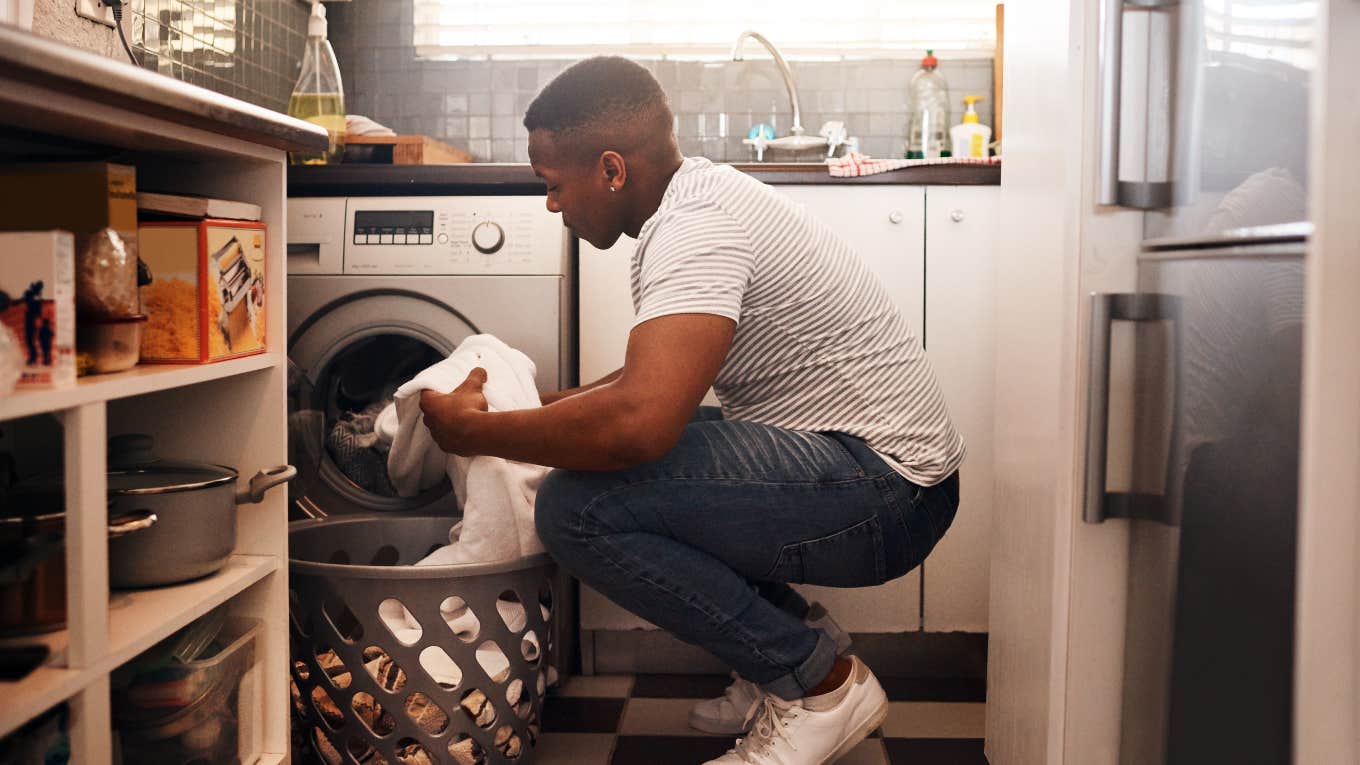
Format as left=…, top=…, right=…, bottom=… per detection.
left=534, top=407, right=960, bottom=701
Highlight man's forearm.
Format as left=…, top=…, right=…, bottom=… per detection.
left=539, top=367, right=623, bottom=406
left=463, top=382, right=654, bottom=471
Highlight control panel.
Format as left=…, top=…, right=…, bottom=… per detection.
left=351, top=210, right=434, bottom=246
left=339, top=196, right=568, bottom=276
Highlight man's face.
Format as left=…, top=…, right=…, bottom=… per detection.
left=528, top=130, right=624, bottom=250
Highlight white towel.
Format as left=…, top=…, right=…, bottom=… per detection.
left=383, top=334, right=549, bottom=565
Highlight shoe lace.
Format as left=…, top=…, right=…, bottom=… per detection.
left=730, top=696, right=801, bottom=764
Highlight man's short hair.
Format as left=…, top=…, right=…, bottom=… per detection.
left=524, top=56, right=673, bottom=159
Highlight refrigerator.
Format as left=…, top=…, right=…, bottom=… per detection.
left=1085, top=0, right=1313, bottom=762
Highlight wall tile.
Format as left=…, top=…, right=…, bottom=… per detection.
left=327, top=2, right=994, bottom=162
left=444, top=117, right=469, bottom=139
left=466, top=138, right=492, bottom=160
left=492, top=116, right=520, bottom=140
left=445, top=94, right=469, bottom=115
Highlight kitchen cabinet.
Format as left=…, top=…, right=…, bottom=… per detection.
left=577, top=182, right=998, bottom=667
left=920, top=186, right=998, bottom=633
left=0, top=29, right=325, bottom=765
left=782, top=185, right=996, bottom=634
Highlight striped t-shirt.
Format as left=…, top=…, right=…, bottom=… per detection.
left=630, top=156, right=964, bottom=486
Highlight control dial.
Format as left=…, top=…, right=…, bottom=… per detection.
left=471, top=221, right=505, bottom=254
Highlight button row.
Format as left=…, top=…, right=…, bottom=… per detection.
left=352, top=233, right=435, bottom=245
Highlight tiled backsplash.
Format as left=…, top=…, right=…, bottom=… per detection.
left=31, top=0, right=307, bottom=112
left=126, top=0, right=309, bottom=111
left=328, top=1, right=994, bottom=163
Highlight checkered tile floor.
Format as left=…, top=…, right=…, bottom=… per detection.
left=536, top=672, right=988, bottom=765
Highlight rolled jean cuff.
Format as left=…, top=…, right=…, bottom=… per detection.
left=759, top=627, right=838, bottom=702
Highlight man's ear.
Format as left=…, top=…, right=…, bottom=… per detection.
left=600, top=150, right=627, bottom=192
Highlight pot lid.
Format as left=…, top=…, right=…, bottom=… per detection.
left=107, top=434, right=237, bottom=494
left=11, top=434, right=238, bottom=499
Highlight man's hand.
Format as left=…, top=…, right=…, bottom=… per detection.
left=419, top=367, right=490, bottom=455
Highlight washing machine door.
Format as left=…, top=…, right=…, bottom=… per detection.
left=288, top=289, right=479, bottom=517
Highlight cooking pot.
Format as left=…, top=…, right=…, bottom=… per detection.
left=12, top=434, right=296, bottom=589
left=0, top=507, right=156, bottom=635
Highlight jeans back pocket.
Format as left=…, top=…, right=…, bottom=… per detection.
left=765, top=515, right=886, bottom=587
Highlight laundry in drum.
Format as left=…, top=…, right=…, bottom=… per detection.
left=319, top=333, right=442, bottom=496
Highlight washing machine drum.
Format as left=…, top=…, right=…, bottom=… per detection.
left=287, top=290, right=479, bottom=516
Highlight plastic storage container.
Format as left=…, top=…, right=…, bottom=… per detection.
left=76, top=314, right=145, bottom=374
left=111, top=616, right=262, bottom=765
left=906, top=50, right=951, bottom=159
left=289, top=516, right=558, bottom=765
left=288, top=1, right=346, bottom=165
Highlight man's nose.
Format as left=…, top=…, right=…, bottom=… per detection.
left=545, top=196, right=561, bottom=214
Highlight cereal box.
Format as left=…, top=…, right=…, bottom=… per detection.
left=139, top=220, right=266, bottom=363
left=0, top=231, right=76, bottom=388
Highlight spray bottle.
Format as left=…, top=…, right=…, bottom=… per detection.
left=288, top=0, right=346, bottom=165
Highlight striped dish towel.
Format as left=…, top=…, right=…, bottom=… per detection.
left=827, top=152, right=1001, bottom=178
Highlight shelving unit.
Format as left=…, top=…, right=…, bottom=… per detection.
left=0, top=555, right=277, bottom=738
left=0, top=26, right=327, bottom=765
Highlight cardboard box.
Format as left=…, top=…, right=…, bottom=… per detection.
left=0, top=231, right=76, bottom=388
left=139, top=220, right=267, bottom=363
left=0, top=163, right=137, bottom=238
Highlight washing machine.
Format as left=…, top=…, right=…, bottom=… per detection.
left=285, top=195, right=575, bottom=520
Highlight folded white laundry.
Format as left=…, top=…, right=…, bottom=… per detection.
left=383, top=334, right=549, bottom=565
left=345, top=113, right=397, bottom=137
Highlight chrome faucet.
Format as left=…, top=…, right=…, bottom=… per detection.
left=731, top=30, right=806, bottom=138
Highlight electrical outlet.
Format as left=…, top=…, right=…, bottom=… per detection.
left=75, top=0, right=114, bottom=27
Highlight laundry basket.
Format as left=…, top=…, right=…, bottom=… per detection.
left=289, top=516, right=559, bottom=765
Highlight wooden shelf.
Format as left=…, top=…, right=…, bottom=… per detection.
left=0, top=354, right=280, bottom=422
left=0, top=554, right=278, bottom=738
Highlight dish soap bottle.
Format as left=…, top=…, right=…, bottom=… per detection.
left=905, top=50, right=950, bottom=159
left=288, top=0, right=345, bottom=165
left=950, top=95, right=992, bottom=159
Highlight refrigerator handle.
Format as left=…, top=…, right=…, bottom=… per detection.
left=1098, top=0, right=1180, bottom=209
left=1084, top=292, right=1182, bottom=524
left=1097, top=0, right=1125, bottom=206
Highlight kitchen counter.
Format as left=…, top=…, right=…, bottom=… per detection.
left=287, top=161, right=1000, bottom=197
left=0, top=25, right=327, bottom=154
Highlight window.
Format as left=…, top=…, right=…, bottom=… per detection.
left=413, top=0, right=997, bottom=60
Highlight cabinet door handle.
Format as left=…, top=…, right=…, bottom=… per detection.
left=949, top=209, right=965, bottom=223
left=887, top=210, right=904, bottom=224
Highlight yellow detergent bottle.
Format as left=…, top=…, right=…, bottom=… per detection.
left=949, top=96, right=992, bottom=159
left=288, top=0, right=346, bottom=165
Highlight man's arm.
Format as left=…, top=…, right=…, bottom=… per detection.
left=419, top=313, right=733, bottom=471
left=539, top=367, right=623, bottom=406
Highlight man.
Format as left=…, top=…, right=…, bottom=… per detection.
left=419, top=56, right=964, bottom=765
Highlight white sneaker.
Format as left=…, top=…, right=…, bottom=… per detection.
left=703, top=656, right=888, bottom=765
left=689, top=603, right=853, bottom=735
left=689, top=671, right=765, bottom=736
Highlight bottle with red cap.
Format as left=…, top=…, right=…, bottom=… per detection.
left=905, top=49, right=951, bottom=159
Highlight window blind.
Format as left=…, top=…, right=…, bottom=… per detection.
left=412, top=0, right=998, bottom=60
